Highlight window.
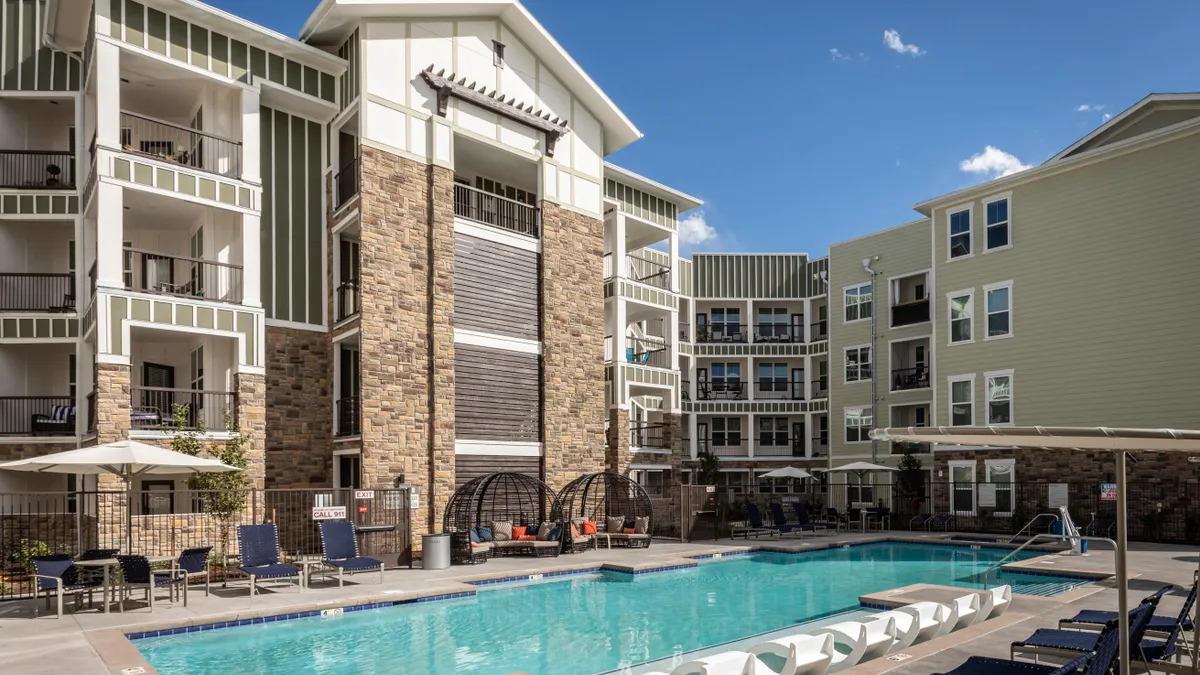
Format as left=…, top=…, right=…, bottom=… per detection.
left=985, top=197, right=1009, bottom=250
left=985, top=283, right=1011, bottom=338
left=844, top=407, right=872, bottom=443
left=844, top=346, right=871, bottom=383
left=492, top=40, right=505, bottom=67
left=709, top=308, right=743, bottom=341
left=949, top=208, right=971, bottom=258
left=948, top=291, right=973, bottom=344
left=711, top=363, right=742, bottom=397
left=949, top=375, right=975, bottom=426
left=985, top=460, right=1015, bottom=516
left=847, top=472, right=874, bottom=505
left=758, top=417, right=789, bottom=447
left=757, top=363, right=788, bottom=396
left=949, top=460, right=976, bottom=515
left=844, top=283, right=872, bottom=322
left=756, top=308, right=790, bottom=341
left=712, top=417, right=742, bottom=448
left=716, top=471, right=747, bottom=495
left=987, top=371, right=1013, bottom=425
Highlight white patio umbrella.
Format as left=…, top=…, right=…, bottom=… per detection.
left=0, top=440, right=240, bottom=551
left=870, top=425, right=1200, bottom=675
left=757, top=466, right=815, bottom=480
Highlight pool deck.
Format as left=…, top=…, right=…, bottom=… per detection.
left=0, top=529, right=1192, bottom=675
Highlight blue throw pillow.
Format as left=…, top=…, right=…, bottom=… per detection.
left=477, top=526, right=493, bottom=542
left=623, top=518, right=636, bottom=531
left=548, top=527, right=561, bottom=542
left=469, top=528, right=480, bottom=544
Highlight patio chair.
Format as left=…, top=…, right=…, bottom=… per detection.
left=940, top=593, right=981, bottom=634
left=866, top=507, right=891, bottom=530
left=1058, top=583, right=1194, bottom=635
left=979, top=585, right=1013, bottom=622
left=896, top=601, right=950, bottom=645
left=811, top=618, right=897, bottom=672
left=31, top=404, right=75, bottom=435
left=1011, top=601, right=1157, bottom=662
left=32, top=557, right=101, bottom=618
left=235, top=524, right=301, bottom=596
left=659, top=650, right=765, bottom=675
left=865, top=609, right=924, bottom=652
left=748, top=503, right=798, bottom=537
left=319, top=521, right=384, bottom=587
left=177, top=546, right=213, bottom=596
left=1084, top=514, right=1115, bottom=539
left=791, top=503, right=833, bottom=533
left=748, top=633, right=835, bottom=675
left=116, top=554, right=187, bottom=612
left=732, top=503, right=781, bottom=539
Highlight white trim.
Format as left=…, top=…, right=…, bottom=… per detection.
left=131, top=430, right=235, bottom=441
left=265, top=318, right=327, bottom=332
left=946, top=289, right=975, bottom=346
left=982, top=281, right=1014, bottom=341
left=843, top=343, right=872, bottom=385
left=842, top=282, right=872, bottom=325
left=947, top=373, right=976, bottom=426
left=454, top=440, right=543, bottom=457
left=453, top=217, right=541, bottom=253
left=885, top=268, right=931, bottom=329
left=948, top=458, right=977, bottom=516
left=984, top=369, right=1015, bottom=426
left=981, top=192, right=1013, bottom=254
left=454, top=328, right=541, bottom=355
left=332, top=208, right=360, bottom=235
left=984, top=457, right=1016, bottom=517
left=1047, top=93, right=1200, bottom=162
left=333, top=326, right=360, bottom=344
left=843, top=405, right=872, bottom=445
left=604, top=162, right=704, bottom=210
left=946, top=203, right=974, bottom=261
left=629, top=463, right=673, bottom=471
left=332, top=447, right=361, bottom=456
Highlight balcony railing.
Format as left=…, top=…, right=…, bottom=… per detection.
left=695, top=325, right=746, bottom=344
left=130, top=387, right=237, bottom=431
left=626, top=254, right=670, bottom=290
left=87, top=390, right=96, bottom=433
left=698, top=437, right=748, bottom=458
left=630, top=423, right=666, bottom=450
left=453, top=183, right=540, bottom=238
left=0, top=150, right=75, bottom=189
left=891, top=366, right=930, bottom=391
left=626, top=337, right=670, bottom=369
left=334, top=156, right=359, bottom=210
left=681, top=380, right=691, bottom=402
left=811, top=436, right=829, bottom=457
left=755, top=438, right=806, bottom=457
left=811, top=377, right=829, bottom=398
left=753, top=323, right=803, bottom=343
left=0, top=273, right=74, bottom=312
left=679, top=322, right=691, bottom=342
left=119, top=111, right=242, bottom=178
left=336, top=278, right=359, bottom=322
left=696, top=381, right=747, bottom=401
left=810, top=320, right=828, bottom=341
left=754, top=379, right=804, bottom=400
left=336, top=397, right=360, bottom=437
left=124, top=248, right=243, bottom=305
left=891, top=299, right=930, bottom=327
left=0, top=396, right=76, bottom=436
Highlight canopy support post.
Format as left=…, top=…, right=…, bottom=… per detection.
left=1116, top=449, right=1129, bottom=675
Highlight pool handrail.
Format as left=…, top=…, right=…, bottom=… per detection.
left=982, top=534, right=1117, bottom=588
left=1007, top=512, right=1060, bottom=544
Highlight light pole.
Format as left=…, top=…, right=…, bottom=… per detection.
left=862, top=257, right=879, bottom=464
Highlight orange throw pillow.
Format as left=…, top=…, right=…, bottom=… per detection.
left=623, top=527, right=636, bottom=534
left=571, top=523, right=581, bottom=538
left=582, top=521, right=598, bottom=535
left=518, top=535, right=538, bottom=541
left=511, top=526, right=527, bottom=539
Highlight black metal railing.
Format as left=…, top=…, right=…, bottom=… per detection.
left=630, top=423, right=666, bottom=449
left=336, top=278, right=359, bottom=322
left=755, top=438, right=807, bottom=457
left=810, top=320, right=828, bottom=341
left=0, top=396, right=75, bottom=436
left=130, top=387, right=236, bottom=431
left=754, top=379, right=804, bottom=400
left=696, top=380, right=747, bottom=401
left=811, top=436, right=829, bottom=456
left=753, top=323, right=803, bottom=343
left=698, top=437, right=748, bottom=457
left=87, top=390, right=96, bottom=433
left=811, top=377, right=829, bottom=398
left=334, top=156, right=359, bottom=210
left=681, top=380, right=691, bottom=402
left=119, top=111, right=242, bottom=178
left=0, top=150, right=75, bottom=189
left=695, top=325, right=746, bottom=343
left=626, top=254, right=670, bottom=290
left=625, top=337, right=670, bottom=369
left=891, top=299, right=930, bottom=327
left=336, top=397, right=360, bottom=437
left=679, top=322, right=691, bottom=342
left=453, top=183, right=540, bottom=237
left=124, top=248, right=243, bottom=304
left=891, top=366, right=930, bottom=391
left=0, top=273, right=74, bottom=312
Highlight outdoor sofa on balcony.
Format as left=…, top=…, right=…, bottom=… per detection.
left=31, top=405, right=75, bottom=435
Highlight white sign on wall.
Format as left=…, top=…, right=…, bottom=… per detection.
left=312, top=506, right=347, bottom=520
left=1048, top=483, right=1069, bottom=509
left=978, top=484, right=997, bottom=509
left=354, top=490, right=375, bottom=500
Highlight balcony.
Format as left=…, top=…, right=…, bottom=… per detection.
left=696, top=324, right=746, bottom=344
left=625, top=337, right=670, bottom=369
left=626, top=253, right=671, bottom=290
left=0, top=150, right=76, bottom=189
left=891, top=366, right=930, bottom=391
left=335, top=397, right=360, bottom=437
left=336, top=279, right=359, bottom=323
left=891, top=299, right=930, bottom=327
left=753, top=380, right=804, bottom=401
left=696, top=381, right=747, bottom=401
left=810, top=320, right=828, bottom=341
left=119, top=111, right=242, bottom=179
left=755, top=437, right=806, bottom=457
left=124, top=249, right=243, bottom=305
left=811, top=377, right=829, bottom=399
left=130, top=386, right=237, bottom=431
left=630, top=423, right=666, bottom=450
left=698, top=437, right=748, bottom=458
left=453, top=183, right=540, bottom=238
left=811, top=435, right=829, bottom=457
left=334, top=156, right=359, bottom=211
left=0, top=274, right=75, bottom=312
left=753, top=323, right=803, bottom=343
left=0, top=396, right=77, bottom=436
left=679, top=322, right=691, bottom=342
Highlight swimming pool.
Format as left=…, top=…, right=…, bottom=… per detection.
left=136, top=543, right=1089, bottom=675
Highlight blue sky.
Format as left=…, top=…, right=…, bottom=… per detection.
left=210, top=0, right=1200, bottom=256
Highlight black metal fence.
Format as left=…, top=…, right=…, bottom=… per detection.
left=891, top=299, right=930, bottom=327
left=335, top=278, right=359, bottom=322
left=0, top=487, right=413, bottom=600
left=453, top=183, right=540, bottom=237
left=626, top=253, right=671, bottom=290
left=0, top=149, right=75, bottom=189
left=335, top=397, right=360, bottom=437
left=124, top=248, right=244, bottom=304
left=754, top=379, right=804, bottom=400
left=626, top=337, right=670, bottom=369
left=119, top=111, right=242, bottom=178
left=334, top=156, right=359, bottom=210
left=630, top=423, right=665, bottom=449
left=0, top=273, right=74, bottom=311
left=810, top=320, right=828, bottom=341
left=130, top=387, right=237, bottom=431
left=0, top=396, right=76, bottom=436
left=753, top=323, right=803, bottom=343
left=891, top=366, right=930, bottom=391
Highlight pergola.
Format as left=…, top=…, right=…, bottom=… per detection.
left=870, top=425, right=1200, bottom=674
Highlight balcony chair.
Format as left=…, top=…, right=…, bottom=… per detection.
left=32, top=556, right=101, bottom=618
left=177, top=546, right=214, bottom=596
left=31, top=405, right=75, bottom=435
left=117, top=555, right=188, bottom=611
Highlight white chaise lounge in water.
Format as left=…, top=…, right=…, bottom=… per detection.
left=747, top=632, right=836, bottom=675
left=896, top=601, right=949, bottom=644
left=978, top=585, right=1012, bottom=622
left=937, top=594, right=981, bottom=635
left=811, top=617, right=897, bottom=672
left=649, top=650, right=766, bottom=675
left=865, top=609, right=924, bottom=651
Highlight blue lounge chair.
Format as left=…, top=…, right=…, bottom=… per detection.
left=732, top=503, right=779, bottom=539
left=117, top=555, right=187, bottom=612
left=792, top=503, right=834, bottom=533
left=1059, top=584, right=1194, bottom=634
left=319, top=521, right=384, bottom=587
left=32, top=557, right=101, bottom=618
left=752, top=502, right=797, bottom=536
left=771, top=502, right=822, bottom=537
left=177, top=546, right=213, bottom=596
left=235, top=524, right=302, bottom=596
left=1012, top=601, right=1157, bottom=662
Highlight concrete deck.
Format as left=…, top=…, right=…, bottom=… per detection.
left=0, top=530, right=1192, bottom=675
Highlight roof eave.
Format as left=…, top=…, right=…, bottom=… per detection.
left=604, top=162, right=703, bottom=211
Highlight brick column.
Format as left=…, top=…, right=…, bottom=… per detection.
left=264, top=327, right=332, bottom=488
left=661, top=412, right=685, bottom=479
left=428, top=164, right=456, bottom=533
left=236, top=371, right=266, bottom=489
left=605, top=408, right=631, bottom=476
left=95, top=362, right=131, bottom=444
left=541, top=201, right=607, bottom=489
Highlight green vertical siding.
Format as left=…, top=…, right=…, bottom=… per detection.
left=146, top=8, right=166, bottom=54
left=0, top=0, right=81, bottom=92
left=123, top=0, right=143, bottom=49
left=306, top=119, right=322, bottom=323
left=692, top=254, right=808, bottom=299
left=272, top=109, right=290, bottom=321
left=189, top=24, right=208, bottom=69
left=210, top=32, right=227, bottom=77
left=168, top=16, right=187, bottom=61
left=260, top=107, right=273, bottom=319
left=289, top=114, right=305, bottom=321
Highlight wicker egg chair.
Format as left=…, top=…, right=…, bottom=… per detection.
left=443, top=472, right=562, bottom=564
left=553, top=472, right=653, bottom=553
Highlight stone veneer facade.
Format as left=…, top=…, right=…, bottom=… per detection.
left=264, top=326, right=332, bottom=488
left=541, top=201, right=607, bottom=487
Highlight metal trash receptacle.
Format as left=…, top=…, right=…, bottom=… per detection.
left=422, top=533, right=451, bottom=570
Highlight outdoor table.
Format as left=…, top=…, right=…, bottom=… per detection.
left=74, top=558, right=119, bottom=614
left=295, top=559, right=324, bottom=588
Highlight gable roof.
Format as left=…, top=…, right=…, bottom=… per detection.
left=1048, top=93, right=1200, bottom=163
left=300, top=0, right=642, bottom=155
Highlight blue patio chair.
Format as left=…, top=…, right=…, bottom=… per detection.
left=1012, top=601, right=1157, bottom=662
left=177, top=546, right=213, bottom=597
left=926, top=513, right=953, bottom=531
left=750, top=503, right=796, bottom=536
left=235, top=524, right=301, bottom=596
left=116, top=555, right=186, bottom=612
left=32, top=557, right=100, bottom=618
left=319, top=521, right=384, bottom=587
left=791, top=503, right=834, bottom=532
left=770, top=502, right=819, bottom=537
left=1058, top=584, right=1194, bottom=634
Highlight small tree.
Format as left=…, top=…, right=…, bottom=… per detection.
left=697, top=450, right=721, bottom=486
left=168, top=405, right=248, bottom=563
left=896, top=452, right=925, bottom=514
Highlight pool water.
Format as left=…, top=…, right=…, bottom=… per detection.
left=136, top=543, right=1088, bottom=675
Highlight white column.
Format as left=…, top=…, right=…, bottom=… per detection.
left=668, top=232, right=679, bottom=293
left=241, top=214, right=261, bottom=307
left=688, top=414, right=698, bottom=459
left=95, top=182, right=124, bottom=289
left=75, top=341, right=93, bottom=436
left=746, top=413, right=755, bottom=458
left=240, top=89, right=261, bottom=184
left=614, top=296, right=627, bottom=404
left=613, top=213, right=627, bottom=279
left=746, top=356, right=755, bottom=401
left=668, top=310, right=679, bottom=372
left=94, top=41, right=121, bottom=149
left=805, top=412, right=814, bottom=459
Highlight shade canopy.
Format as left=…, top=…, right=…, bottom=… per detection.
left=757, top=466, right=815, bottom=480
left=824, top=462, right=897, bottom=473
left=0, top=440, right=239, bottom=479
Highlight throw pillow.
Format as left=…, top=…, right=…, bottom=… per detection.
left=518, top=535, right=538, bottom=542
left=549, top=527, right=561, bottom=542
left=477, top=526, right=493, bottom=542
left=492, top=521, right=513, bottom=541
left=537, top=522, right=553, bottom=541
left=622, top=527, right=636, bottom=534
left=582, top=521, right=598, bottom=535
left=635, top=516, right=650, bottom=534
left=511, top=525, right=528, bottom=540
left=571, top=523, right=581, bottom=539
left=623, top=517, right=637, bottom=531
left=606, top=516, right=624, bottom=533
left=469, top=527, right=480, bottom=544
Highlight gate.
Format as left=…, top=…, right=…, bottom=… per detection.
left=680, top=485, right=719, bottom=542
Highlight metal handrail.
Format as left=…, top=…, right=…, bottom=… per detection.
left=982, top=534, right=1116, bottom=589
left=1008, top=512, right=1061, bottom=543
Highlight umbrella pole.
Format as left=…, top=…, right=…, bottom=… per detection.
left=126, top=473, right=133, bottom=554
left=1116, top=450, right=1129, bottom=675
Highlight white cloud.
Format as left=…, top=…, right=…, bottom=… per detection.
left=829, top=48, right=850, bottom=62
left=883, top=29, right=924, bottom=57
left=958, top=146, right=1033, bottom=179
left=1102, top=113, right=1112, bottom=121
left=679, top=211, right=717, bottom=245
left=1075, top=104, right=1106, bottom=112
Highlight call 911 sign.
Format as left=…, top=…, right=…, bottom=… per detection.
left=312, top=506, right=347, bottom=520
